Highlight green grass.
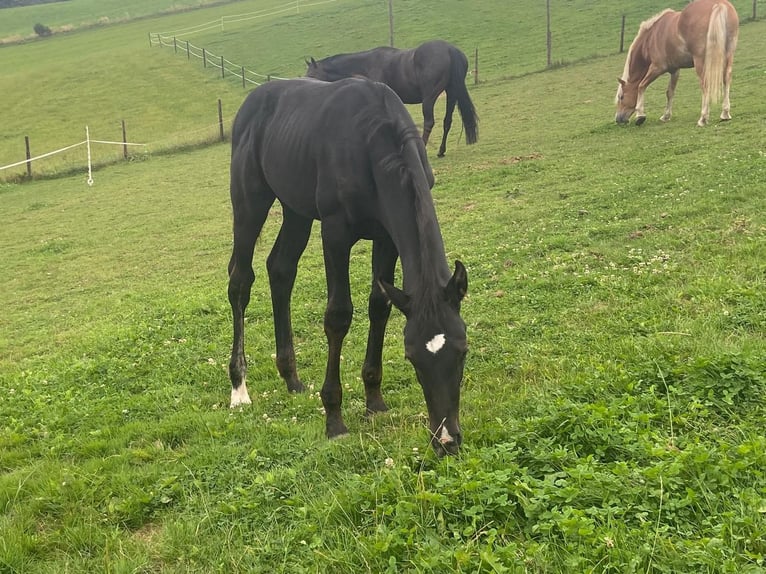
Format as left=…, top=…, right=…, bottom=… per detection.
left=1, top=1, right=766, bottom=572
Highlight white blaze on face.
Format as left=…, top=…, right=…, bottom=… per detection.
left=230, top=382, right=252, bottom=407
left=425, top=333, right=446, bottom=354
left=439, top=426, right=454, bottom=445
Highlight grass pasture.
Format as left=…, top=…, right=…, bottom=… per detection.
left=1, top=1, right=766, bottom=572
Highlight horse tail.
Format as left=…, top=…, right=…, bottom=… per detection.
left=447, top=46, right=479, bottom=145
left=703, top=2, right=728, bottom=103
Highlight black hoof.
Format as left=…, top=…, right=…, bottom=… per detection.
left=635, top=116, right=647, bottom=126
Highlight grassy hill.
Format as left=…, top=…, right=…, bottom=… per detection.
left=1, top=1, right=765, bottom=572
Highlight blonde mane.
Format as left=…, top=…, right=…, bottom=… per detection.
left=620, top=9, right=675, bottom=82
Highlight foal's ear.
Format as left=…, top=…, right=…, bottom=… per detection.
left=617, top=78, right=626, bottom=87
left=445, top=260, right=468, bottom=307
left=378, top=279, right=411, bottom=317
left=306, top=57, right=318, bottom=68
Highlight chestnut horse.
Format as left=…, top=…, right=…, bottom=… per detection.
left=615, top=0, right=738, bottom=127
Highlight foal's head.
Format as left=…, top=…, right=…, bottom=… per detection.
left=381, top=261, right=468, bottom=456
left=615, top=78, right=639, bottom=124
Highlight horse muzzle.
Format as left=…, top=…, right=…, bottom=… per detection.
left=431, top=421, right=462, bottom=457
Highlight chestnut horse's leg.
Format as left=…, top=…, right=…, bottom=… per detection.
left=635, top=64, right=665, bottom=126
left=437, top=93, right=457, bottom=158
left=720, top=51, right=734, bottom=121
left=267, top=206, right=313, bottom=394
left=660, top=70, right=680, bottom=122
left=362, top=236, right=398, bottom=415
left=228, top=185, right=276, bottom=407
left=319, top=218, right=355, bottom=438
left=693, top=58, right=710, bottom=127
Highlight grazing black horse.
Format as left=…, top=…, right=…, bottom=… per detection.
left=227, top=77, right=469, bottom=455
left=306, top=40, right=478, bottom=158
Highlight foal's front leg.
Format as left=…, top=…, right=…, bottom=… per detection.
left=362, top=237, right=398, bottom=415
left=320, top=221, right=354, bottom=438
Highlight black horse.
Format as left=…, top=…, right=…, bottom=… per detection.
left=306, top=40, right=478, bottom=158
left=227, top=78, right=469, bottom=455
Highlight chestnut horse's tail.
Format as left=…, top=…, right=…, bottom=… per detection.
left=703, top=2, right=729, bottom=103
left=447, top=46, right=479, bottom=145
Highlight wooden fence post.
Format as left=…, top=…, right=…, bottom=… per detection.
left=203, top=48, right=207, bottom=68
left=148, top=32, right=152, bottom=48
left=241, top=66, right=246, bottom=89
left=173, top=37, right=177, bottom=54
left=186, top=40, right=190, bottom=60
left=753, top=0, right=757, bottom=20
left=546, top=0, right=552, bottom=67
left=24, top=136, right=32, bottom=178
left=218, top=99, right=224, bottom=142
left=122, top=120, right=128, bottom=159
left=221, top=56, right=225, bottom=78
left=620, top=15, right=626, bottom=53
left=156, top=33, right=161, bottom=46
left=474, top=47, right=479, bottom=85
left=388, top=0, right=394, bottom=47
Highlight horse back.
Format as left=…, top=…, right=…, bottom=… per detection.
left=231, top=78, right=424, bottom=228
left=678, top=0, right=739, bottom=58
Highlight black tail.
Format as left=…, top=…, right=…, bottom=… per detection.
left=448, top=47, right=478, bottom=145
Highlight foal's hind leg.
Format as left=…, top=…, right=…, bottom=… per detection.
left=437, top=93, right=457, bottom=158
left=228, top=185, right=276, bottom=407
left=362, top=236, right=398, bottom=415
left=267, top=207, right=313, bottom=393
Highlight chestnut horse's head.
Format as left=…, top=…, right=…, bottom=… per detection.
left=615, top=77, right=639, bottom=124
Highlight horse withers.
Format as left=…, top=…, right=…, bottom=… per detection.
left=227, top=78, right=468, bottom=456
left=306, top=40, right=478, bottom=158
left=615, top=0, right=739, bottom=127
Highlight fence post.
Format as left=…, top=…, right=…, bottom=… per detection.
left=221, top=55, right=225, bottom=78
left=388, top=0, right=394, bottom=47
left=173, top=37, right=177, bottom=54
left=148, top=32, right=152, bottom=48
left=186, top=40, right=190, bottom=60
left=218, top=99, right=224, bottom=142
left=753, top=0, right=757, bottom=20
left=24, top=136, right=32, bottom=178
left=122, top=120, right=128, bottom=159
left=241, top=66, right=246, bottom=89
left=546, top=0, right=552, bottom=67
left=474, top=47, right=479, bottom=85
left=203, top=48, right=207, bottom=67
left=156, top=33, right=161, bottom=46
left=619, top=15, right=626, bottom=53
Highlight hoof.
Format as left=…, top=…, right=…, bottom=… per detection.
left=635, top=116, right=646, bottom=126
left=326, top=419, right=349, bottom=439
left=365, top=398, right=389, bottom=416
left=286, top=379, right=306, bottom=393
left=230, top=383, right=252, bottom=407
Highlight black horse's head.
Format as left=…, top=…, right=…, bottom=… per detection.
left=305, top=56, right=345, bottom=82
left=380, top=261, right=468, bottom=456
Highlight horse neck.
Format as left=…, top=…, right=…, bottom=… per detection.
left=379, top=145, right=451, bottom=300
left=625, top=10, right=676, bottom=82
